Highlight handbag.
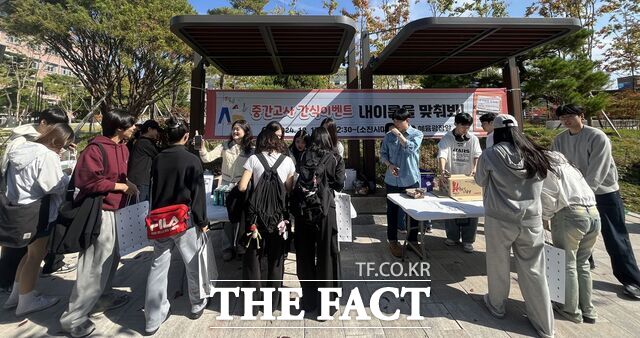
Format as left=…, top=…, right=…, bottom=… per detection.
left=49, top=143, right=107, bottom=254
left=0, top=169, right=50, bottom=248
left=145, top=204, right=190, bottom=240
left=197, top=230, right=217, bottom=298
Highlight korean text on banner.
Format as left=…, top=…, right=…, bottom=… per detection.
left=204, top=89, right=508, bottom=139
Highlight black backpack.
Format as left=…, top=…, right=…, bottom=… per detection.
left=291, top=150, right=334, bottom=224
left=246, top=153, right=288, bottom=234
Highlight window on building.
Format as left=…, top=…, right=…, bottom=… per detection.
left=7, top=35, right=18, bottom=44
left=45, top=63, right=57, bottom=73
left=62, top=67, right=73, bottom=76
left=32, top=61, right=40, bottom=70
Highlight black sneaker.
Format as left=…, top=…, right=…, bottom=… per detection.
left=189, top=299, right=210, bottom=320
left=583, top=316, right=596, bottom=324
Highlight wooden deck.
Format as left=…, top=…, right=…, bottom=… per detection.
left=3, top=213, right=640, bottom=337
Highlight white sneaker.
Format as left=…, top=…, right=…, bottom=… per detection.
left=3, top=294, right=18, bottom=310
left=15, top=294, right=60, bottom=316
left=463, top=243, right=474, bottom=253
left=3, top=289, right=37, bottom=310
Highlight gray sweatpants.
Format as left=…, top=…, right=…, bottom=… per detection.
left=144, top=226, right=207, bottom=332
left=60, top=210, right=120, bottom=330
left=485, top=216, right=554, bottom=338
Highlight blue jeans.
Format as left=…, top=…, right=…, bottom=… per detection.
left=595, top=191, right=640, bottom=287
left=551, top=206, right=600, bottom=321
left=386, top=182, right=418, bottom=242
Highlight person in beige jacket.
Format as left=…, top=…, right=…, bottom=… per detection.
left=199, top=120, right=254, bottom=261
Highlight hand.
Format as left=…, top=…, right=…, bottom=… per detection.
left=390, top=128, right=401, bottom=137
left=67, top=143, right=77, bottom=151
left=543, top=220, right=551, bottom=231
left=469, top=169, right=476, bottom=177
left=200, top=225, right=209, bottom=233
left=62, top=168, right=73, bottom=176
left=389, top=164, right=400, bottom=177
left=118, top=180, right=139, bottom=196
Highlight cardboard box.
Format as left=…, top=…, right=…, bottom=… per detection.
left=438, top=174, right=483, bottom=201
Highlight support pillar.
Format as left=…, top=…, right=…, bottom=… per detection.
left=360, top=31, right=377, bottom=190
left=189, top=53, right=206, bottom=135
left=346, top=39, right=361, bottom=172
left=502, top=57, right=523, bottom=129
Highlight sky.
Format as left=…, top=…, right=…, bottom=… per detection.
left=190, top=0, right=528, bottom=17
left=187, top=1, right=623, bottom=84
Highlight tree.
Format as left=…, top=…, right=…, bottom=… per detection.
left=323, top=0, right=339, bottom=15
left=453, top=0, right=508, bottom=17
left=415, top=0, right=456, bottom=17
left=522, top=56, right=609, bottom=118
left=599, top=0, right=640, bottom=91
left=43, top=73, right=90, bottom=115
left=0, top=51, right=41, bottom=119
left=2, top=0, right=195, bottom=116
left=526, top=0, right=601, bottom=59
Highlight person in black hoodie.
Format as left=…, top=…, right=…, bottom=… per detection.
left=293, top=127, right=345, bottom=314
left=127, top=120, right=160, bottom=202
left=144, top=117, right=209, bottom=335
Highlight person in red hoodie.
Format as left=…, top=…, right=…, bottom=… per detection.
left=60, top=108, right=138, bottom=338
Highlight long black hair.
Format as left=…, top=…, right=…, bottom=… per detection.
left=289, top=129, right=308, bottom=163
left=309, top=127, right=333, bottom=154
left=493, top=126, right=554, bottom=179
left=229, top=119, right=253, bottom=155
left=320, top=117, right=339, bottom=149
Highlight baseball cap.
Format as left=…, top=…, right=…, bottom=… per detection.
left=492, top=114, right=518, bottom=129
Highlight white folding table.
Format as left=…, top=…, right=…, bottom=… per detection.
left=386, top=193, right=484, bottom=260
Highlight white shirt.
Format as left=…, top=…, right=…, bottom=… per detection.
left=437, top=131, right=482, bottom=175
left=243, top=151, right=296, bottom=186
left=541, top=152, right=597, bottom=220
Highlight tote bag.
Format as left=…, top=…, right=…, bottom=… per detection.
left=116, top=196, right=150, bottom=256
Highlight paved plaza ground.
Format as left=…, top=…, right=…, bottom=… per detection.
left=2, top=213, right=640, bottom=337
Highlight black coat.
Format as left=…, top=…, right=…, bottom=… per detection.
left=127, top=137, right=159, bottom=187
left=150, top=145, right=208, bottom=228
left=294, top=151, right=345, bottom=310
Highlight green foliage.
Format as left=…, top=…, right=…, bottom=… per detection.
left=606, top=90, right=640, bottom=119
left=522, top=56, right=609, bottom=117
left=2, top=0, right=195, bottom=116
left=419, top=68, right=502, bottom=88
left=453, top=0, right=508, bottom=17
left=269, top=75, right=329, bottom=89
left=208, top=0, right=268, bottom=15
left=599, top=0, right=640, bottom=81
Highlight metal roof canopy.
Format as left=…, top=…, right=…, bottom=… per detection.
left=372, top=17, right=581, bottom=75
left=171, top=15, right=357, bottom=75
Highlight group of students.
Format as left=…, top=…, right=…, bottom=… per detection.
left=2, top=103, right=639, bottom=337
left=381, top=106, right=640, bottom=337
left=0, top=108, right=347, bottom=337
left=197, top=117, right=345, bottom=313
